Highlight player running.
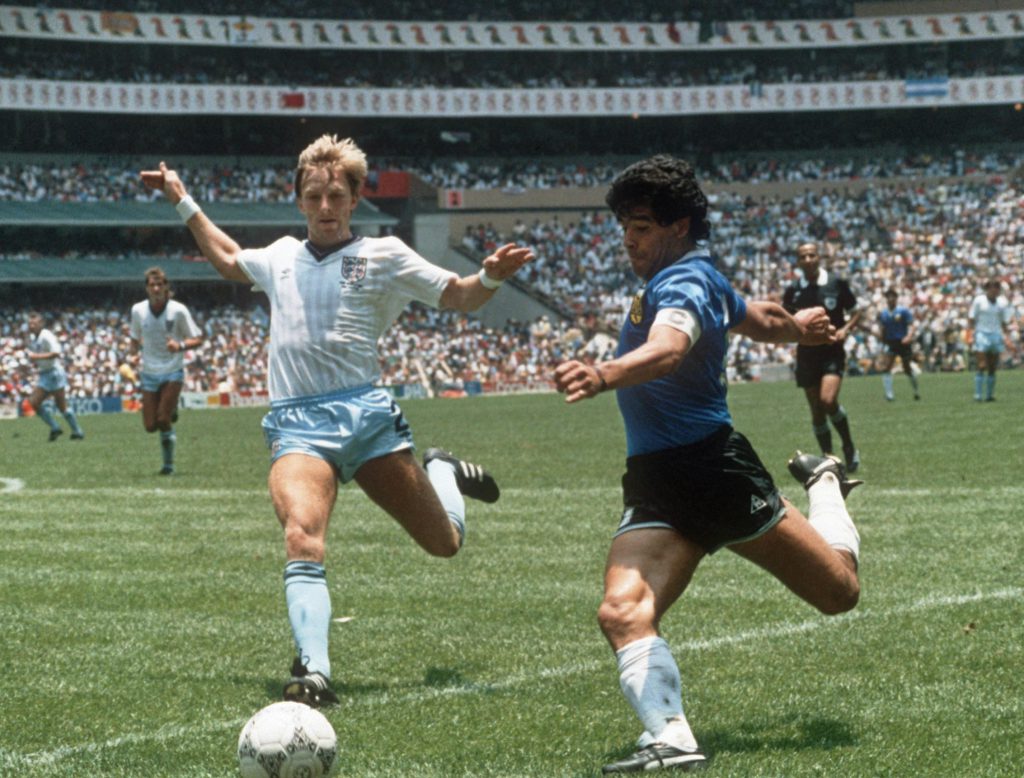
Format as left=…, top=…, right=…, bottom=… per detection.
left=553, top=155, right=863, bottom=774
left=129, top=267, right=204, bottom=475
left=876, top=288, right=920, bottom=401
left=783, top=241, right=861, bottom=472
left=141, top=134, right=533, bottom=707
left=24, top=311, right=85, bottom=441
left=968, top=277, right=1014, bottom=402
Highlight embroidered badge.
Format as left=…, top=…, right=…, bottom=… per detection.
left=629, top=290, right=645, bottom=324
left=341, top=255, right=368, bottom=285
left=823, top=295, right=837, bottom=310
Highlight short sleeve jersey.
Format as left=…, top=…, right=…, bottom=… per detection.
left=969, top=294, right=1013, bottom=335
left=236, top=235, right=456, bottom=402
left=879, top=305, right=913, bottom=342
left=616, top=250, right=748, bottom=456
left=130, top=299, right=201, bottom=374
left=29, top=328, right=61, bottom=373
left=783, top=268, right=858, bottom=356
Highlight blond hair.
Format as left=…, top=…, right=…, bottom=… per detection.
left=294, top=134, right=367, bottom=197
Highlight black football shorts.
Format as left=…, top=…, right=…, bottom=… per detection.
left=616, top=425, right=786, bottom=553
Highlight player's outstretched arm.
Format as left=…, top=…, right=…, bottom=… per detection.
left=732, top=301, right=836, bottom=346
left=440, top=243, right=535, bottom=312
left=554, top=325, right=690, bottom=403
left=139, top=162, right=249, bottom=283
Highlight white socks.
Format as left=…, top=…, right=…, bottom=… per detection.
left=807, top=472, right=860, bottom=562
left=616, top=636, right=699, bottom=752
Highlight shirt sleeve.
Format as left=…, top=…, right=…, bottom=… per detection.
left=174, top=305, right=203, bottom=339
left=236, top=239, right=286, bottom=293
left=839, top=279, right=858, bottom=313
left=41, top=331, right=61, bottom=354
left=129, top=305, right=142, bottom=341
left=388, top=238, right=457, bottom=308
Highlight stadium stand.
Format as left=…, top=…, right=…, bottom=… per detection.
left=1, top=1, right=1022, bottom=411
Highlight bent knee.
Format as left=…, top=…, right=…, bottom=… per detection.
left=597, top=595, right=653, bottom=641
left=815, top=579, right=860, bottom=615
left=283, top=523, right=326, bottom=561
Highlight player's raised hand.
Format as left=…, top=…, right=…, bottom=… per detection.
left=140, top=161, right=188, bottom=204
left=481, top=243, right=535, bottom=282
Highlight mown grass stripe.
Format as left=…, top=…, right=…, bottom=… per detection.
left=3, top=585, right=1018, bottom=770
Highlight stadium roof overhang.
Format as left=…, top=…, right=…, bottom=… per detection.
left=0, top=199, right=397, bottom=227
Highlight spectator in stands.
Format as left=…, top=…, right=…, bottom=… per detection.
left=129, top=267, right=205, bottom=475
left=24, top=311, right=85, bottom=441
left=140, top=133, right=533, bottom=708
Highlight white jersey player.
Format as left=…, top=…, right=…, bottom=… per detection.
left=968, top=277, right=1014, bottom=402
left=141, top=134, right=534, bottom=707
left=128, top=267, right=204, bottom=474
left=25, top=311, right=85, bottom=441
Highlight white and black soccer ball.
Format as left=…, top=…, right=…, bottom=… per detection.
left=237, top=701, right=338, bottom=778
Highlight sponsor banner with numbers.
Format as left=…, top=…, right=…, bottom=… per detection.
left=3, top=77, right=1023, bottom=117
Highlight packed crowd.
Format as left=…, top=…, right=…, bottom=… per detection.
left=5, top=38, right=1018, bottom=91
left=2, top=164, right=1021, bottom=403
left=3, top=147, right=1019, bottom=208
left=459, top=175, right=1024, bottom=378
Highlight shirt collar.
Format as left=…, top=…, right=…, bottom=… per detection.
left=799, top=268, right=828, bottom=288
left=304, top=234, right=359, bottom=262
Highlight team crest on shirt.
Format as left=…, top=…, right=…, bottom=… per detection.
left=629, top=290, right=645, bottom=324
left=341, top=255, right=368, bottom=287
left=823, top=295, right=837, bottom=310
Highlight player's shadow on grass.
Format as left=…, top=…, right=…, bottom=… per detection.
left=701, top=713, right=857, bottom=754
left=594, top=714, right=855, bottom=775
left=259, top=666, right=483, bottom=701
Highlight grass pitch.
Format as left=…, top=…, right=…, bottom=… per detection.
left=0, top=371, right=1021, bottom=777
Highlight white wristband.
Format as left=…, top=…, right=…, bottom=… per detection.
left=478, top=268, right=504, bottom=290
left=175, top=195, right=201, bottom=223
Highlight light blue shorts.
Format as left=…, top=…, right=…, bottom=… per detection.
left=140, top=369, right=185, bottom=393
left=974, top=331, right=1004, bottom=354
left=262, top=385, right=414, bottom=483
left=37, top=367, right=68, bottom=394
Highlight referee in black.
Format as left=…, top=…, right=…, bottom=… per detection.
left=782, top=242, right=861, bottom=472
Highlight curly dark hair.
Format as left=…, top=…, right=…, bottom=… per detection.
left=605, top=155, right=711, bottom=241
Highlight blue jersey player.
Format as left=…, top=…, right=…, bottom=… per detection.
left=554, top=156, right=864, bottom=775
left=877, top=288, right=920, bottom=401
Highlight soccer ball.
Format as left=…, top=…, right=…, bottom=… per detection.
left=237, top=701, right=338, bottom=778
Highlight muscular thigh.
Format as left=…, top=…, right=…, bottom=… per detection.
left=730, top=500, right=852, bottom=606
left=269, top=454, right=338, bottom=556
left=604, top=527, right=705, bottom=642
left=354, top=450, right=448, bottom=538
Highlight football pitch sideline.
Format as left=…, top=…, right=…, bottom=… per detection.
left=0, top=371, right=1021, bottom=777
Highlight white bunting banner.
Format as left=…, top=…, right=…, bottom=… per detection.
left=2, top=77, right=1022, bottom=116
left=0, top=6, right=1022, bottom=50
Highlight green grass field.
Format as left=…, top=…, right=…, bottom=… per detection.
left=1, top=371, right=1021, bottom=777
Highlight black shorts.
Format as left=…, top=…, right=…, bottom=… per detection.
left=884, top=339, right=914, bottom=363
left=794, top=344, right=846, bottom=388
left=617, top=426, right=786, bottom=553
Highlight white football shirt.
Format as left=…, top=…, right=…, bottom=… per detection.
left=29, top=328, right=61, bottom=372
left=968, top=294, right=1013, bottom=335
left=130, top=299, right=202, bottom=374
left=237, top=235, right=456, bottom=401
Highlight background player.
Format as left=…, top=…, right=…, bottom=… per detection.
left=141, top=134, right=533, bottom=706
left=876, top=287, right=920, bottom=401
left=783, top=242, right=861, bottom=473
left=553, top=155, right=862, bottom=775
left=129, top=267, right=204, bottom=475
left=968, top=277, right=1014, bottom=402
left=24, top=311, right=85, bottom=441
